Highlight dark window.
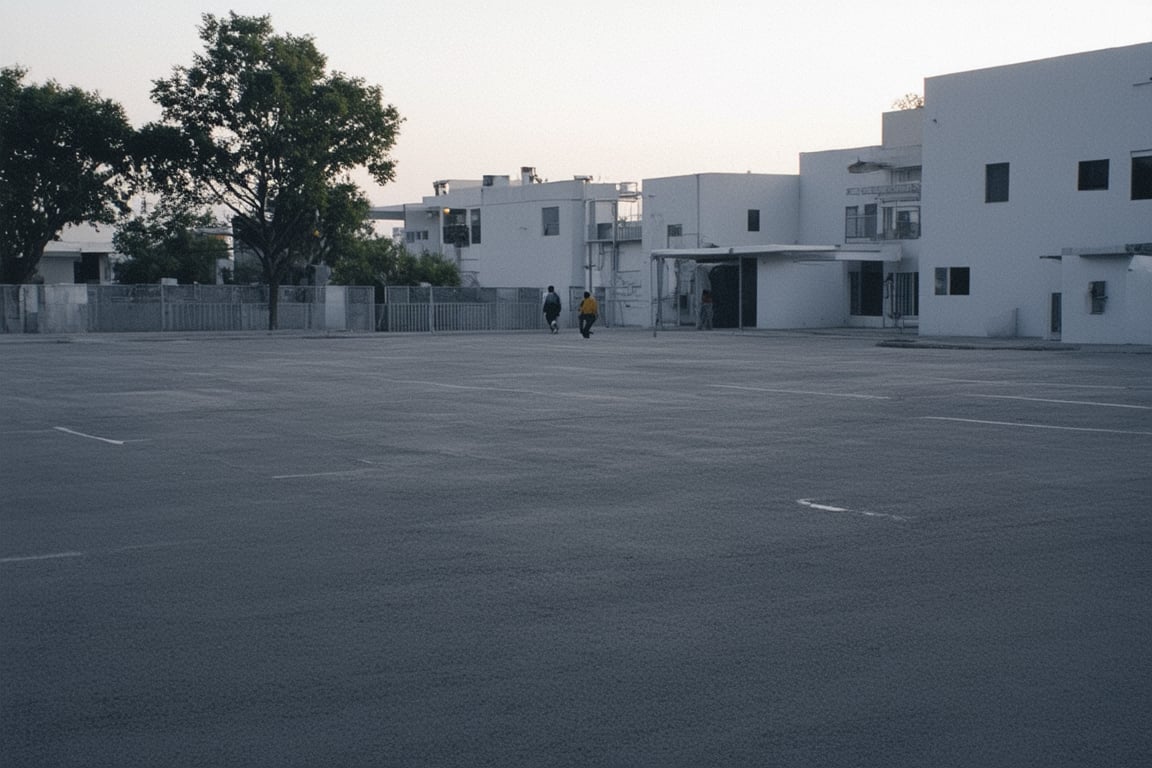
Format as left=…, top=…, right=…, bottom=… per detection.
left=667, top=223, right=682, bottom=238
left=1133, top=156, right=1152, bottom=200
left=747, top=209, right=760, bottom=232
left=470, top=209, right=481, bottom=244
left=542, top=206, right=559, bottom=236
left=442, top=208, right=469, bottom=247
left=935, top=267, right=970, bottom=296
left=1078, top=159, right=1109, bottom=191
left=1090, top=281, right=1107, bottom=314
left=985, top=163, right=1009, bottom=203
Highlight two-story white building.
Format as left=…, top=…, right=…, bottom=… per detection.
left=919, top=42, right=1152, bottom=344
left=382, top=42, right=1151, bottom=344
left=372, top=167, right=645, bottom=325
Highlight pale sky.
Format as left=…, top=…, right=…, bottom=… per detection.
left=4, top=1, right=1150, bottom=207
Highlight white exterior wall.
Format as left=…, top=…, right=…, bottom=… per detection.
left=643, top=173, right=801, bottom=327
left=643, top=173, right=799, bottom=249
left=758, top=261, right=847, bottom=328
left=402, top=178, right=619, bottom=293
left=920, top=42, right=1152, bottom=342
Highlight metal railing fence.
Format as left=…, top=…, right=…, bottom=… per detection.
left=0, top=284, right=375, bottom=333
left=1, top=283, right=547, bottom=334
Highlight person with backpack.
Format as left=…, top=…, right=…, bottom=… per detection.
left=543, top=286, right=562, bottom=333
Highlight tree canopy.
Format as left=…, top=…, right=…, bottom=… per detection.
left=332, top=237, right=460, bottom=300
left=141, top=12, right=403, bottom=327
left=113, top=200, right=229, bottom=285
left=892, top=93, right=925, bottom=110
left=0, top=66, right=136, bottom=284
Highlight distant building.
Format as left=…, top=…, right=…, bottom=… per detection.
left=372, top=167, right=645, bottom=326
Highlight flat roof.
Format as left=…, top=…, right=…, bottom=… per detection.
left=651, top=244, right=901, bottom=262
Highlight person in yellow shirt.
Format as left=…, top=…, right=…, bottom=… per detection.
left=578, top=291, right=598, bottom=339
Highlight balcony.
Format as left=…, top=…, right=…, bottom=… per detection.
left=587, top=220, right=643, bottom=243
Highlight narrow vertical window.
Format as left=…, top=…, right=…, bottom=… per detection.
left=985, top=163, right=1010, bottom=203
left=470, top=209, right=481, bottom=244
left=1132, top=155, right=1152, bottom=200
left=1090, top=281, right=1107, bottom=314
left=747, top=209, right=760, bottom=232
left=542, top=206, right=559, bottom=236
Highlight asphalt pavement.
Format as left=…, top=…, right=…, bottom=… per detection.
left=2, top=327, right=1150, bottom=767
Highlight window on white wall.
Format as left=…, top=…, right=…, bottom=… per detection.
left=934, top=267, right=970, bottom=295
left=1078, top=159, right=1110, bottom=191
left=985, top=163, right=1010, bottom=203
left=1132, top=154, right=1152, bottom=200
left=542, top=206, right=559, bottom=236
left=470, top=209, right=481, bottom=244
left=747, top=209, right=760, bottom=232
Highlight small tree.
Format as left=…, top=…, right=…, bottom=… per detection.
left=892, top=93, right=925, bottom=110
left=142, top=13, right=402, bottom=328
left=0, top=67, right=135, bottom=284
left=113, top=200, right=228, bottom=284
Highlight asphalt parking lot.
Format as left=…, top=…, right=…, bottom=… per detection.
left=2, top=328, right=1150, bottom=767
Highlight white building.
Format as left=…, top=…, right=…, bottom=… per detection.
left=920, top=42, right=1152, bottom=344
left=381, top=42, right=1150, bottom=344
left=373, top=167, right=645, bottom=326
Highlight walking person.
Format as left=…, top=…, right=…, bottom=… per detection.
left=542, top=285, right=562, bottom=333
left=578, top=291, right=598, bottom=339
left=698, top=289, right=713, bottom=330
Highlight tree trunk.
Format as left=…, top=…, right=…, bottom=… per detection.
left=267, top=277, right=279, bottom=330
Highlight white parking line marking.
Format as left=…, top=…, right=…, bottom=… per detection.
left=970, top=394, right=1151, bottom=410
left=53, top=427, right=125, bottom=445
left=932, top=377, right=1129, bottom=390
left=922, top=416, right=1152, bottom=435
left=712, top=385, right=890, bottom=400
left=797, top=499, right=907, bottom=521
left=383, top=377, right=634, bottom=401
left=0, top=551, right=84, bottom=564
left=273, top=468, right=381, bottom=479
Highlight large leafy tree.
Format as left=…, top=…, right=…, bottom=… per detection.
left=0, top=66, right=135, bottom=284
left=142, top=12, right=402, bottom=328
left=113, top=200, right=228, bottom=285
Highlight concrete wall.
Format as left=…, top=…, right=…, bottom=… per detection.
left=643, top=173, right=800, bottom=251
left=757, top=261, right=847, bottom=328
left=403, top=177, right=621, bottom=294
left=919, top=42, right=1152, bottom=341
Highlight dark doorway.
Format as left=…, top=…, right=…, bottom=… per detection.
left=73, top=253, right=102, bottom=284
left=859, top=261, right=884, bottom=316
left=709, top=258, right=757, bottom=328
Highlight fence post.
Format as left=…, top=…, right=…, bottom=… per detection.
left=429, top=287, right=435, bottom=334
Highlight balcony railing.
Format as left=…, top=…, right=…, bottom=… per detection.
left=587, top=220, right=643, bottom=242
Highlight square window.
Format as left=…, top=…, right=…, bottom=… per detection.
left=747, top=209, right=760, bottom=232
left=1078, top=159, right=1109, bottom=191
left=985, top=163, right=1010, bottom=203
left=1133, top=155, right=1152, bottom=200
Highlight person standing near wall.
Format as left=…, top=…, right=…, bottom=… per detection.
left=543, top=285, right=562, bottom=333
left=578, top=291, right=598, bottom=339
left=698, top=289, right=713, bottom=330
